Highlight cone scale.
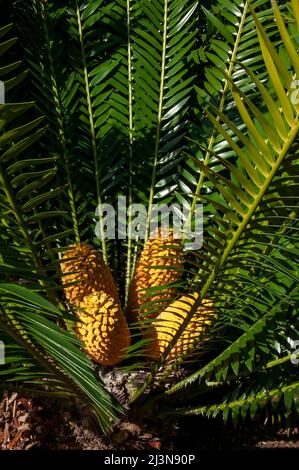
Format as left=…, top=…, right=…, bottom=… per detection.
left=145, top=293, right=215, bottom=362
left=61, top=243, right=119, bottom=305
left=128, top=229, right=184, bottom=322
left=76, top=292, right=131, bottom=366
left=61, top=243, right=130, bottom=366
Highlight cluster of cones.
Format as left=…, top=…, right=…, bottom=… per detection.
left=60, top=230, right=215, bottom=366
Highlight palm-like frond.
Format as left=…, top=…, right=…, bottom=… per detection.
left=0, top=13, right=122, bottom=431
left=167, top=380, right=299, bottom=426
left=0, top=19, right=64, bottom=302
left=123, top=0, right=199, bottom=293
left=0, top=0, right=298, bottom=430
left=178, top=0, right=289, bottom=230
left=131, top=0, right=299, bottom=411
left=0, top=283, right=122, bottom=432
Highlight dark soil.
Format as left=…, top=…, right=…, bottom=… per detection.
left=1, top=392, right=299, bottom=450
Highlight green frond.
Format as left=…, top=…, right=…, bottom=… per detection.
left=133, top=0, right=299, bottom=402
left=0, top=283, right=122, bottom=432
left=166, top=380, right=299, bottom=426
left=1, top=0, right=298, bottom=430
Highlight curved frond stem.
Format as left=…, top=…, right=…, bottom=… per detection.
left=131, top=118, right=299, bottom=403
left=38, top=1, right=80, bottom=245
left=183, top=0, right=249, bottom=239
left=159, top=380, right=299, bottom=419
left=125, top=0, right=134, bottom=307
left=0, top=297, right=121, bottom=432
left=75, top=0, right=107, bottom=262
left=164, top=248, right=299, bottom=395
left=145, top=0, right=169, bottom=240
left=0, top=306, right=69, bottom=387
left=201, top=122, right=299, bottom=296
left=0, top=165, right=58, bottom=305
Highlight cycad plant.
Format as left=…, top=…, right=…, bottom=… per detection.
left=0, top=0, right=298, bottom=433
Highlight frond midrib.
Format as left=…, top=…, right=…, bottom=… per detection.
left=184, top=0, right=250, bottom=236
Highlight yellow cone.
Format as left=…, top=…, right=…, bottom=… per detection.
left=76, top=291, right=131, bottom=366
left=60, top=243, right=118, bottom=305
left=128, top=229, right=183, bottom=322
left=145, top=293, right=215, bottom=362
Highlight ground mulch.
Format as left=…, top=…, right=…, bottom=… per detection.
left=1, top=392, right=298, bottom=450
